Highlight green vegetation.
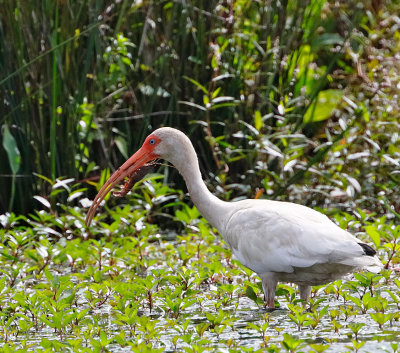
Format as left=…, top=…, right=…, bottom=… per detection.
left=1, top=0, right=398, bottom=215
left=1, top=0, right=400, bottom=351
left=1, top=179, right=400, bottom=352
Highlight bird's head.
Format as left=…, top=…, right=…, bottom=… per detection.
left=85, top=127, right=191, bottom=226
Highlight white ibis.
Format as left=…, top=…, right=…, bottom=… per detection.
left=86, top=127, right=382, bottom=308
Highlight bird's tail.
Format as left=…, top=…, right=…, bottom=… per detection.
left=340, top=254, right=383, bottom=273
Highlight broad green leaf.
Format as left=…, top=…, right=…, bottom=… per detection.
left=303, top=89, right=343, bottom=123
left=41, top=338, right=53, bottom=349
left=115, top=136, right=128, bottom=159
left=62, top=312, right=77, bottom=326
left=245, top=285, right=259, bottom=305
left=100, top=330, right=108, bottom=346
left=365, top=225, right=381, bottom=247
left=39, top=315, right=55, bottom=328
left=2, top=124, right=21, bottom=174
left=319, top=305, right=329, bottom=317
left=93, top=270, right=102, bottom=282
left=19, top=319, right=28, bottom=331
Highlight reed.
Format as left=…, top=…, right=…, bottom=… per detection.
left=0, top=0, right=370, bottom=213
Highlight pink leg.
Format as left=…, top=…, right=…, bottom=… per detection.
left=260, top=273, right=277, bottom=309
left=267, top=297, right=275, bottom=309
left=299, top=285, right=311, bottom=302
left=299, top=285, right=311, bottom=307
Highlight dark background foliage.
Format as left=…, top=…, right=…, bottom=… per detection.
left=1, top=0, right=399, bottom=218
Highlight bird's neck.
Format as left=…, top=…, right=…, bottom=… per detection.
left=174, top=154, right=230, bottom=232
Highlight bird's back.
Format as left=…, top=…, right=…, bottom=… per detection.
left=221, top=199, right=381, bottom=281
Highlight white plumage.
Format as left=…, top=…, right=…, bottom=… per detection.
left=86, top=127, right=382, bottom=308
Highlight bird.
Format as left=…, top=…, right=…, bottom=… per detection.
left=86, top=127, right=382, bottom=308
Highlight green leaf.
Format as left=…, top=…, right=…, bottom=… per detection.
left=365, top=225, right=381, bottom=247
left=33, top=172, right=54, bottom=186
left=183, top=76, right=208, bottom=94
left=25, top=249, right=39, bottom=262
left=303, top=89, right=343, bottom=123
left=19, top=319, right=28, bottom=331
left=62, top=312, right=77, bottom=326
left=2, top=124, right=21, bottom=174
left=52, top=312, right=62, bottom=328
left=44, top=267, right=53, bottom=282
left=311, top=33, right=344, bottom=49
left=77, top=308, right=90, bottom=321
left=39, top=314, right=55, bottom=328
left=195, top=322, right=210, bottom=337
left=254, top=110, right=263, bottom=131
left=98, top=168, right=111, bottom=194
left=93, top=270, right=102, bottom=282
left=211, top=87, right=221, bottom=99
left=115, top=136, right=128, bottom=159
left=245, top=285, right=259, bottom=305
left=203, top=95, right=210, bottom=106
left=246, top=322, right=261, bottom=331
left=41, top=338, right=53, bottom=349
left=319, top=305, right=329, bottom=317
left=348, top=295, right=361, bottom=307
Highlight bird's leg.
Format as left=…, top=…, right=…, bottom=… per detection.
left=260, top=273, right=277, bottom=309
left=298, top=285, right=311, bottom=306
left=266, top=296, right=275, bottom=309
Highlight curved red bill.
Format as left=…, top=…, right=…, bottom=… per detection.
left=85, top=146, right=156, bottom=226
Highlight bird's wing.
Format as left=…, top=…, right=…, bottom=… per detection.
left=223, top=200, right=372, bottom=274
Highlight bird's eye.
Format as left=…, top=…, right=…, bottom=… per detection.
left=149, top=138, right=156, bottom=145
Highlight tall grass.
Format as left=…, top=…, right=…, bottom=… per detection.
left=0, top=0, right=379, bottom=213
left=0, top=1, right=105, bottom=212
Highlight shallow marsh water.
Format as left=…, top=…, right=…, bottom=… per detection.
left=9, top=282, right=400, bottom=352
left=1, top=209, right=400, bottom=352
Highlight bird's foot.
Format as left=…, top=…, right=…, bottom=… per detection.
left=263, top=299, right=278, bottom=311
